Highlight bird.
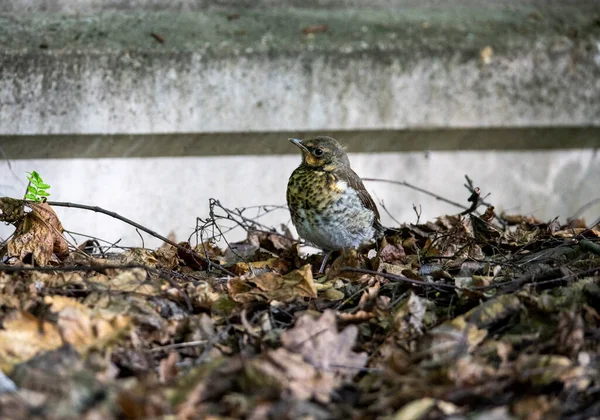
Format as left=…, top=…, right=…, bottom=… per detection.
left=286, top=136, right=384, bottom=273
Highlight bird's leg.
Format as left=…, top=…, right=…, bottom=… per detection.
left=318, top=250, right=333, bottom=274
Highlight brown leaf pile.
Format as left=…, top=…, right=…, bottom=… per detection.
left=0, top=199, right=599, bottom=419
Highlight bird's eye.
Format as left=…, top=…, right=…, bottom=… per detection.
left=313, top=148, right=324, bottom=157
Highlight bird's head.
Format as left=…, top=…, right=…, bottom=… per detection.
left=289, top=136, right=350, bottom=170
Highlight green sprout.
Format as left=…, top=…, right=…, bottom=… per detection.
left=25, top=171, right=51, bottom=202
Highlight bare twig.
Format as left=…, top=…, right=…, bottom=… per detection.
left=35, top=200, right=232, bottom=276
left=459, top=187, right=481, bottom=216
left=378, top=199, right=403, bottom=227
left=568, top=197, right=600, bottom=220
left=150, top=340, right=209, bottom=353
left=362, top=178, right=468, bottom=210
left=412, top=204, right=422, bottom=224
left=0, top=263, right=149, bottom=273
left=340, top=267, right=458, bottom=289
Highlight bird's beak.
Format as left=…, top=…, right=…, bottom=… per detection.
left=289, top=138, right=309, bottom=153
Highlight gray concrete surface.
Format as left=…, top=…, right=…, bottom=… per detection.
left=2, top=8, right=600, bottom=136
left=2, top=128, right=600, bottom=159
left=3, top=0, right=600, bottom=13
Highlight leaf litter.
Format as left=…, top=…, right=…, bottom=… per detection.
left=0, top=191, right=599, bottom=419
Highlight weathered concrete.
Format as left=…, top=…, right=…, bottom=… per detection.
left=1, top=149, right=598, bottom=248
left=2, top=0, right=599, bottom=13
left=1, top=128, right=600, bottom=159
left=2, top=8, right=600, bottom=136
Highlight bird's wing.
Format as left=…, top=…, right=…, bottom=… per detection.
left=343, top=169, right=383, bottom=231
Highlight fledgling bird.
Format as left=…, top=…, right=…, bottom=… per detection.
left=286, top=136, right=384, bottom=273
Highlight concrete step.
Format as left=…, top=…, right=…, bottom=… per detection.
left=1, top=128, right=599, bottom=159
left=3, top=0, right=600, bottom=13
left=2, top=7, right=600, bottom=136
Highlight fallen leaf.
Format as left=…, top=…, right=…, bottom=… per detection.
left=414, top=316, right=487, bottom=366
left=394, top=292, right=435, bottom=337
left=556, top=310, right=584, bottom=357
left=281, top=310, right=367, bottom=373
left=320, top=288, right=345, bottom=301
left=0, top=197, right=25, bottom=224
left=44, top=295, right=130, bottom=352
left=227, top=264, right=317, bottom=303
left=159, top=351, right=180, bottom=383
left=464, top=294, right=522, bottom=329
left=249, top=348, right=336, bottom=403
left=0, top=312, right=63, bottom=372
left=6, top=202, right=69, bottom=266
left=229, top=258, right=291, bottom=276
left=87, top=268, right=162, bottom=295
left=391, top=398, right=436, bottom=420
left=153, top=243, right=179, bottom=270
left=303, top=24, right=327, bottom=34
left=120, top=248, right=159, bottom=267
left=379, top=242, right=406, bottom=264
left=512, top=396, right=557, bottom=420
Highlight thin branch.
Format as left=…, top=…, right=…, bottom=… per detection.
left=36, top=200, right=232, bottom=276
left=412, top=204, right=422, bottom=224
left=340, top=267, right=458, bottom=289
left=362, top=178, right=468, bottom=210
left=149, top=340, right=209, bottom=353
left=0, top=263, right=149, bottom=273
left=569, top=197, right=600, bottom=220
left=459, top=187, right=481, bottom=216
left=379, top=199, right=402, bottom=227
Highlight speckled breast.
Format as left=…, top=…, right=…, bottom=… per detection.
left=286, top=167, right=376, bottom=251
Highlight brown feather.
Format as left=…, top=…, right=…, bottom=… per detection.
left=335, top=167, right=384, bottom=232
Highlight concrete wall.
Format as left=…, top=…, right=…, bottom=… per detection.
left=1, top=3, right=599, bottom=248
left=3, top=0, right=600, bottom=13
left=2, top=9, right=600, bottom=136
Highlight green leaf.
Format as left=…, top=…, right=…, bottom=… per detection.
left=37, top=183, right=51, bottom=189
left=27, top=171, right=40, bottom=181
left=25, top=193, right=38, bottom=201
left=37, top=191, right=50, bottom=197
left=27, top=186, right=38, bottom=194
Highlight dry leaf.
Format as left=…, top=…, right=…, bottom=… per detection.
left=247, top=310, right=366, bottom=404
left=227, top=264, right=317, bottom=303
left=414, top=316, right=487, bottom=366
left=44, top=295, right=130, bottom=352
left=6, top=202, right=69, bottom=266
left=229, top=258, right=291, bottom=276
left=516, top=354, right=591, bottom=389
left=379, top=243, right=406, bottom=264
left=0, top=197, right=25, bottom=224
left=392, top=398, right=436, bottom=420
left=159, top=351, right=180, bottom=383
left=394, top=292, right=435, bottom=337
left=0, top=312, right=63, bottom=372
left=556, top=310, right=584, bottom=357
left=153, top=244, right=179, bottom=270
left=120, top=248, right=159, bottom=266
left=250, top=348, right=337, bottom=403
left=87, top=268, right=161, bottom=295
left=281, top=310, right=367, bottom=373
